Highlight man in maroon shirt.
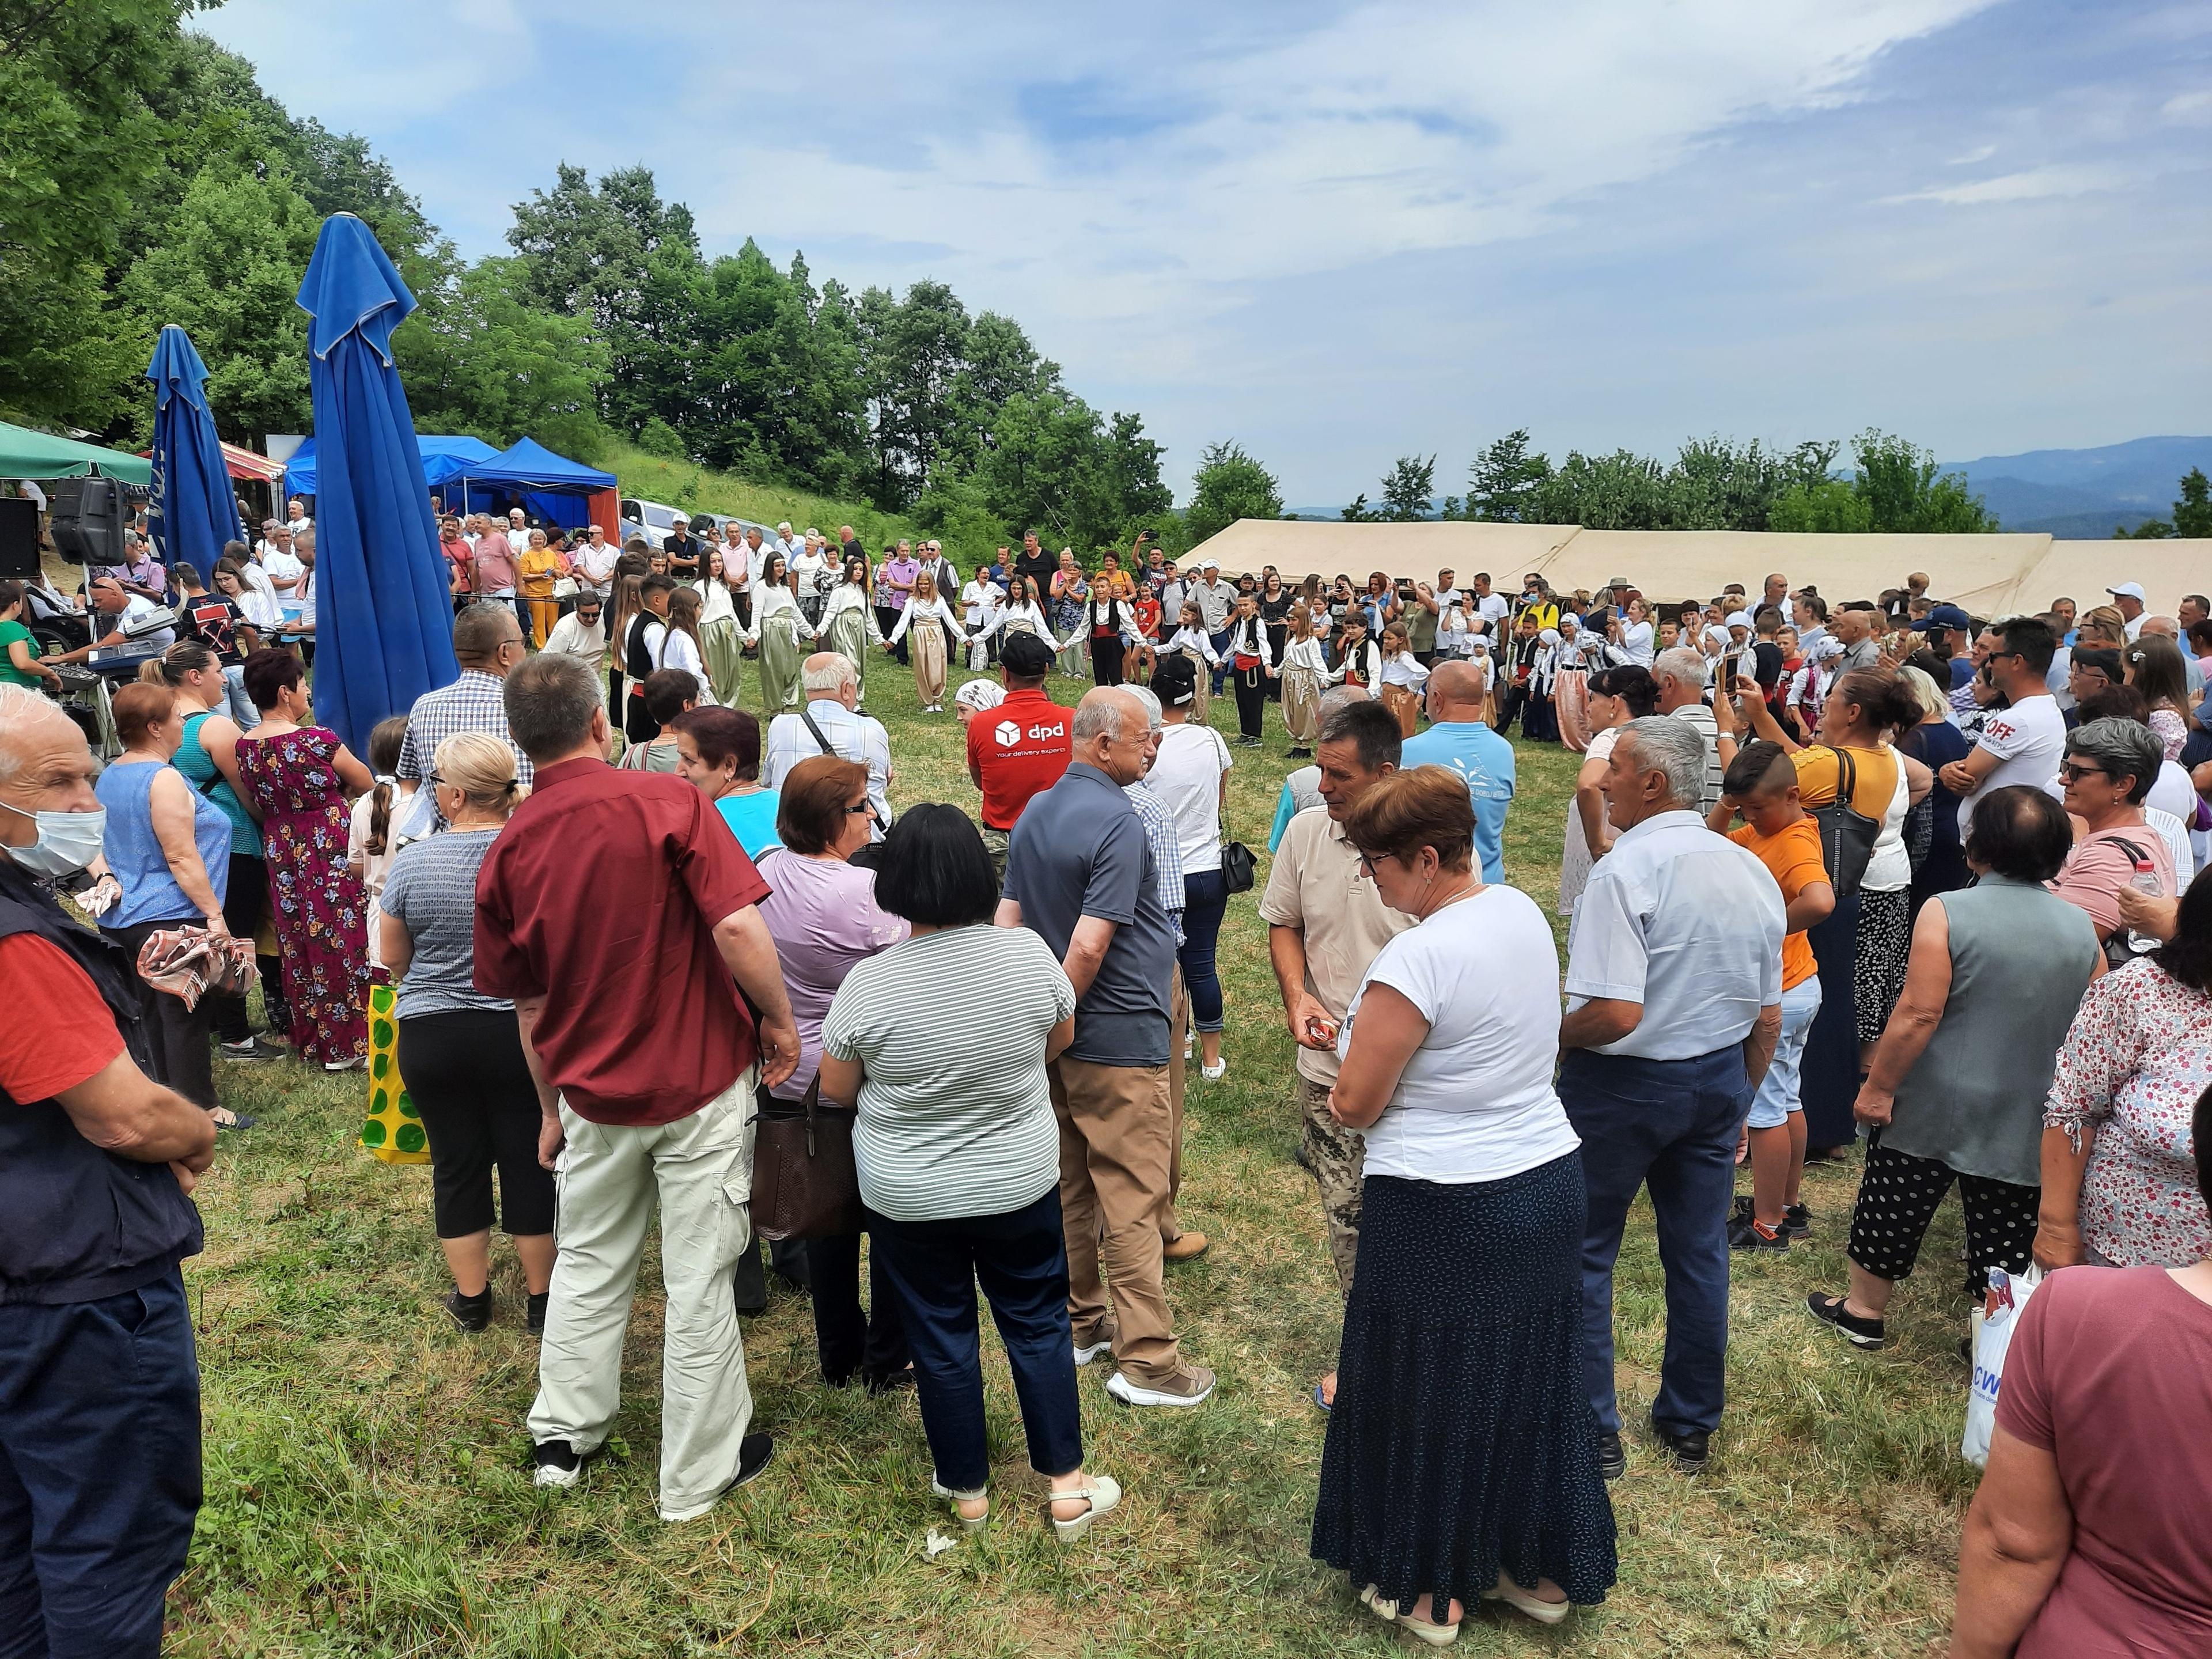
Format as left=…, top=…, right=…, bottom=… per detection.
left=475, top=654, right=799, bottom=1523
left=965, top=631, right=1071, bottom=878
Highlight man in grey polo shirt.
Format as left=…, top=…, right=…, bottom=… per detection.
left=998, top=687, right=1214, bottom=1408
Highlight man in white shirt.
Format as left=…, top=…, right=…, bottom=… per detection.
left=1469, top=573, right=1511, bottom=632
left=763, top=653, right=892, bottom=837
left=570, top=524, right=619, bottom=600
left=2107, top=581, right=2147, bottom=641
left=50, top=577, right=176, bottom=662
left=1939, top=616, right=2065, bottom=838
left=258, top=526, right=304, bottom=595
left=504, top=508, right=532, bottom=559
left=1560, top=715, right=1782, bottom=1478
left=285, top=498, right=311, bottom=532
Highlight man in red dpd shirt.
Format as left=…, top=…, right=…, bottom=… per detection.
left=967, top=631, right=1071, bottom=878
left=475, top=654, right=799, bottom=1523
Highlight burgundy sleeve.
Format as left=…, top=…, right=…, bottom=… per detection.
left=470, top=840, right=540, bottom=1001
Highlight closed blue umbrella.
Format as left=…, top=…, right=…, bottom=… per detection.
left=145, top=324, right=243, bottom=582
left=294, top=213, right=459, bottom=756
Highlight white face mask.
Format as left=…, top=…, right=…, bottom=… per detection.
left=0, top=801, right=107, bottom=880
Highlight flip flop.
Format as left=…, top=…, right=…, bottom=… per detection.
left=1313, top=1383, right=1334, bottom=1414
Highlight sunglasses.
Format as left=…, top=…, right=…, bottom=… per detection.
left=2059, top=762, right=2109, bottom=785
left=846, top=800, right=878, bottom=819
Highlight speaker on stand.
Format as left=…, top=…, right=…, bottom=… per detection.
left=0, top=498, right=37, bottom=582
left=49, top=476, right=127, bottom=571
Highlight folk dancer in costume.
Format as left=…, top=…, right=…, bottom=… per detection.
left=886, top=571, right=960, bottom=712
left=692, top=547, right=746, bottom=706
left=1554, top=612, right=1594, bottom=753
left=1278, top=603, right=1339, bottom=757
left=1225, top=592, right=1278, bottom=747
left=1376, top=622, right=1431, bottom=738
left=1162, top=601, right=1222, bottom=728
left=820, top=554, right=885, bottom=706
left=746, top=551, right=816, bottom=715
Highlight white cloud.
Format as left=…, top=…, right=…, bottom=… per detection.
left=1889, top=162, right=2126, bottom=204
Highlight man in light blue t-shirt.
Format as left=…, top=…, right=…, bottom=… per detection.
left=1398, top=660, right=1514, bottom=883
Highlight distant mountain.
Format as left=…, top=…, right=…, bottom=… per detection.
left=1939, top=436, right=2212, bottom=537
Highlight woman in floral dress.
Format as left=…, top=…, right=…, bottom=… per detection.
left=232, top=648, right=374, bottom=1069
left=2039, top=872, right=2212, bottom=1269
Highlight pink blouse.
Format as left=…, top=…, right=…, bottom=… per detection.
left=2044, top=957, right=2212, bottom=1267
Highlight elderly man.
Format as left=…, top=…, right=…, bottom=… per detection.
left=999, top=687, right=1213, bottom=1408
left=393, top=604, right=533, bottom=838
left=570, top=524, right=620, bottom=603
left=0, top=687, right=217, bottom=1657
left=1762, top=572, right=1790, bottom=611
left=764, top=653, right=892, bottom=835
left=259, top=523, right=304, bottom=594
left=1652, top=647, right=1730, bottom=813
left=1267, top=685, right=1370, bottom=850
left=2107, top=581, right=2147, bottom=641
left=1261, top=698, right=1410, bottom=1410
left=1832, top=604, right=1883, bottom=672
left=1560, top=717, right=1783, bottom=1478
left=1191, top=559, right=1234, bottom=692
left=1399, top=658, right=1514, bottom=881
left=475, top=656, right=796, bottom=1520
left=50, top=577, right=176, bottom=666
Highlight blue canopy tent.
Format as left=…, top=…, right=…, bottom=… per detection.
left=145, top=324, right=243, bottom=580
left=294, top=213, right=460, bottom=757
left=283, top=433, right=497, bottom=504
left=449, top=437, right=620, bottom=531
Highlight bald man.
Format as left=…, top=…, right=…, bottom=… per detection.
left=1399, top=657, right=1516, bottom=882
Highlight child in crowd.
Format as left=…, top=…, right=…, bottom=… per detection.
left=1162, top=600, right=1221, bottom=727
left=1376, top=621, right=1430, bottom=738
left=1711, top=740, right=1832, bottom=1251
left=1277, top=603, right=1337, bottom=757
left=1334, top=612, right=1381, bottom=690
left=617, top=669, right=700, bottom=772
left=346, top=716, right=411, bottom=973
left=1224, top=591, right=1276, bottom=747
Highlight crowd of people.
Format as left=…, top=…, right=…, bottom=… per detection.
left=2, top=508, right=2209, bottom=1657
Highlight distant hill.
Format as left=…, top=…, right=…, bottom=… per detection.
left=1939, top=436, right=2212, bottom=536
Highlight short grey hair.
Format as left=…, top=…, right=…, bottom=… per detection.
left=2066, top=715, right=2162, bottom=805
left=1651, top=647, right=1709, bottom=692
left=1124, top=685, right=1163, bottom=731
left=1616, top=716, right=1707, bottom=811
left=503, top=654, right=601, bottom=763
left=1317, top=684, right=1370, bottom=719
left=801, top=655, right=857, bottom=696
left=1071, top=688, right=1138, bottom=744
left=0, top=684, right=75, bottom=785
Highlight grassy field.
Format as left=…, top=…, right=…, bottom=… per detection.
left=168, top=651, right=1982, bottom=1657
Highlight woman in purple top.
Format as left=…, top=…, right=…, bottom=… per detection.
left=883, top=546, right=922, bottom=666
left=755, top=753, right=911, bottom=1390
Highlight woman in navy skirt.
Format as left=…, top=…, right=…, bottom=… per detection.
left=1312, top=766, right=1616, bottom=1642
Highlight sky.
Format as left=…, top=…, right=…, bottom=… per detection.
left=196, top=0, right=2212, bottom=506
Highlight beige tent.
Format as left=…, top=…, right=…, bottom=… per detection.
left=1528, top=530, right=2055, bottom=615
left=2008, top=541, right=2212, bottom=621
left=1183, top=518, right=1582, bottom=584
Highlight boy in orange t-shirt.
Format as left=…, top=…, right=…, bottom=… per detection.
left=1711, top=740, right=1836, bottom=1249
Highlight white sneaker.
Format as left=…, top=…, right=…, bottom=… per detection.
left=1200, top=1060, right=1226, bottom=1082
left=1106, top=1366, right=1215, bottom=1408
left=1073, top=1330, right=1116, bottom=1366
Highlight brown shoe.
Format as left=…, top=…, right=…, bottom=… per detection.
left=1161, top=1231, right=1210, bottom=1263
left=1107, top=1365, right=1216, bottom=1408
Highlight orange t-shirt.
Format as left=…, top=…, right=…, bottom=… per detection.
left=1730, top=817, right=1825, bottom=991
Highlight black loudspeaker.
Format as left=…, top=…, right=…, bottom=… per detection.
left=0, top=498, right=37, bottom=581
left=50, top=476, right=126, bottom=567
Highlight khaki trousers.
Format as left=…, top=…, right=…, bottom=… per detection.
left=1297, top=1074, right=1365, bottom=1298
left=1051, top=1056, right=1181, bottom=1385
left=1162, top=968, right=1188, bottom=1241
left=528, top=1071, right=757, bottom=1521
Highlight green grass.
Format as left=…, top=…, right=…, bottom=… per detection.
left=170, top=660, right=1981, bottom=1656
left=603, top=440, right=918, bottom=551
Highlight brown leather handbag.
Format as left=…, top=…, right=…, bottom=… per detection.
left=749, top=1075, right=863, bottom=1242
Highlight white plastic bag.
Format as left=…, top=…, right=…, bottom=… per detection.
left=1962, top=1264, right=2043, bottom=1467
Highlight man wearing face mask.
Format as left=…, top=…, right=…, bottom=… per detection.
left=0, top=685, right=216, bottom=1657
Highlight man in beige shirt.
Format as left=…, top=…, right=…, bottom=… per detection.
left=1260, top=697, right=1410, bottom=1408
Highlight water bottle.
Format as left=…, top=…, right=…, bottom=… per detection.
left=2126, top=858, right=2164, bottom=957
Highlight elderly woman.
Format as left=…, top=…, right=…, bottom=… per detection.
left=1558, top=665, right=1658, bottom=916
left=816, top=806, right=1114, bottom=1542
left=379, top=732, right=554, bottom=1333
left=1952, top=1090, right=2212, bottom=1658
left=2037, top=869, right=2212, bottom=1271
left=1314, top=767, right=1615, bottom=1642
left=754, top=756, right=912, bottom=1389
left=1806, top=787, right=2101, bottom=1351
left=2051, top=716, right=2176, bottom=959
left=672, top=705, right=781, bottom=858
left=94, top=683, right=236, bottom=1122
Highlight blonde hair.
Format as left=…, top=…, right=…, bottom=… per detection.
left=1895, top=664, right=1948, bottom=724
left=431, top=730, right=522, bottom=820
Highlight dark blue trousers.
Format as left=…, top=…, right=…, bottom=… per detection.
left=870, top=1187, right=1083, bottom=1492
left=1560, top=1046, right=1749, bottom=1440
left=0, top=1270, right=200, bottom=1659
left=804, top=1221, right=912, bottom=1388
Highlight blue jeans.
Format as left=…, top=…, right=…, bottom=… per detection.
left=1177, top=867, right=1229, bottom=1033
left=1560, top=1046, right=1750, bottom=1439
left=1208, top=628, right=1233, bottom=694
left=221, top=664, right=260, bottom=729
left=0, top=1270, right=201, bottom=1659
left=870, top=1187, right=1083, bottom=1491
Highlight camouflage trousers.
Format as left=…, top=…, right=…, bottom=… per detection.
left=1297, top=1074, right=1363, bottom=1297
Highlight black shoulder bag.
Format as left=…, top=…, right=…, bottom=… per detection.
left=1811, top=747, right=1880, bottom=902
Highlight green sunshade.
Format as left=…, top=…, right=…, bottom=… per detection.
left=0, top=419, right=154, bottom=484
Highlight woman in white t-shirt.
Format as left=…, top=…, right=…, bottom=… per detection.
left=1147, top=689, right=1234, bottom=1080
left=1558, top=665, right=1658, bottom=916
left=1314, top=767, right=1614, bottom=1642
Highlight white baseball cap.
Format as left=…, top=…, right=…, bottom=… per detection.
left=2107, top=582, right=2146, bottom=602
left=953, top=679, right=1005, bottom=715
left=1200, top=558, right=1219, bottom=571
left=1726, top=610, right=1755, bottom=631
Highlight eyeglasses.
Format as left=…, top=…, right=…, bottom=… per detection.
left=845, top=800, right=878, bottom=819
left=2059, top=762, right=2109, bottom=784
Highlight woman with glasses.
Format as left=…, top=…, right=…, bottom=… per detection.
left=754, top=757, right=911, bottom=1391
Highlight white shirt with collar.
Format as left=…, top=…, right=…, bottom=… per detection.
left=1564, top=808, right=1783, bottom=1061
left=764, top=700, right=892, bottom=835
left=113, top=593, right=176, bottom=649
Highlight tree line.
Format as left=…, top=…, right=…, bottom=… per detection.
left=1, top=3, right=1172, bottom=560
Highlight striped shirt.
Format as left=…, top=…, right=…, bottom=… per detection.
left=1126, top=781, right=1185, bottom=942
left=820, top=924, right=1074, bottom=1222
left=395, top=671, right=533, bottom=790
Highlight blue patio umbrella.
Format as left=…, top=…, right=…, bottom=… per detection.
left=294, top=213, right=459, bottom=756
left=145, top=324, right=243, bottom=582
